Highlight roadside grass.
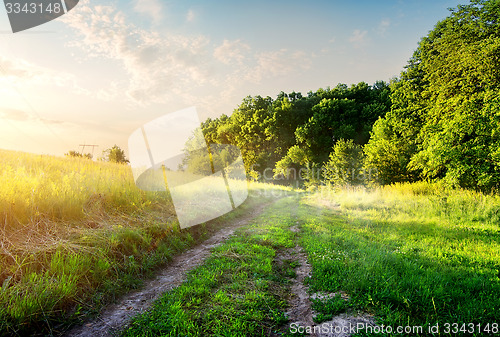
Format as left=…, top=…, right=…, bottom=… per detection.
left=0, top=149, right=292, bottom=336
left=299, top=183, right=500, bottom=336
left=122, top=196, right=299, bottom=337
left=10, top=148, right=499, bottom=336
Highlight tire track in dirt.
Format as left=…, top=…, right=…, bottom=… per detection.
left=285, top=204, right=377, bottom=337
left=64, top=198, right=278, bottom=337
left=285, top=225, right=315, bottom=332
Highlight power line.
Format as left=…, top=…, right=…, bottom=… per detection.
left=79, top=143, right=98, bottom=158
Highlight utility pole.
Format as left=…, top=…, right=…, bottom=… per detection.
left=79, top=143, right=99, bottom=158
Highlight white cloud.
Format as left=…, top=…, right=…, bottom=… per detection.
left=0, top=107, right=31, bottom=121
left=378, top=19, right=391, bottom=35
left=134, top=0, right=163, bottom=23
left=246, top=49, right=312, bottom=83
left=349, top=29, right=367, bottom=43
left=213, top=39, right=250, bottom=65
left=0, top=55, right=83, bottom=91
left=62, top=2, right=214, bottom=104
left=349, top=29, right=368, bottom=47
left=0, top=107, right=69, bottom=126
left=61, top=0, right=313, bottom=109
left=186, top=9, right=195, bottom=22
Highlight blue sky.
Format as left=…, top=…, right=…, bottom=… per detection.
left=0, top=0, right=462, bottom=156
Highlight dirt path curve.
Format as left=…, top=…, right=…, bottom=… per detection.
left=64, top=199, right=276, bottom=337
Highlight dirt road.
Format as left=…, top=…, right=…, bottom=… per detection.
left=64, top=200, right=275, bottom=337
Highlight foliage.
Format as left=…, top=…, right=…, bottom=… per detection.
left=202, top=96, right=274, bottom=179
left=102, top=145, right=129, bottom=164
left=273, top=145, right=311, bottom=180
left=363, top=116, right=418, bottom=184
left=373, top=0, right=500, bottom=191
left=201, top=82, right=391, bottom=182
left=65, top=150, right=92, bottom=159
left=301, top=162, right=324, bottom=189
left=179, top=128, right=243, bottom=177
left=323, top=139, right=365, bottom=186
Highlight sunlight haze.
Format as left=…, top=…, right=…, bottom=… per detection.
left=0, top=0, right=460, bottom=156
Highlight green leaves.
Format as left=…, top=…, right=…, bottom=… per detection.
left=102, top=145, right=129, bottom=164
left=201, top=83, right=390, bottom=183
left=370, top=0, right=500, bottom=191
left=364, top=117, right=418, bottom=184
left=324, top=139, right=365, bottom=186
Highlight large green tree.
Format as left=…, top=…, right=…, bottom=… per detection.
left=102, top=145, right=129, bottom=164
left=365, top=0, right=500, bottom=191
left=324, top=139, right=365, bottom=186
left=278, top=82, right=390, bottom=176
left=201, top=82, right=390, bottom=182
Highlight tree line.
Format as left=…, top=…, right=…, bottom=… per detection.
left=192, top=0, right=500, bottom=193
left=365, top=0, right=500, bottom=192
left=200, top=82, right=390, bottom=182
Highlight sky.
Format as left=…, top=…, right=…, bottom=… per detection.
left=0, top=0, right=463, bottom=157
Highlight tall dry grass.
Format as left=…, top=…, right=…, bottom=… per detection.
left=0, top=149, right=180, bottom=335
left=0, top=149, right=289, bottom=335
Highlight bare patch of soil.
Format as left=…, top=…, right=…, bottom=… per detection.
left=310, top=291, right=349, bottom=302
left=285, top=244, right=315, bottom=331
left=64, top=200, right=275, bottom=337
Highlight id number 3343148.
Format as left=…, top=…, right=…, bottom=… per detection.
left=5, top=2, right=63, bottom=14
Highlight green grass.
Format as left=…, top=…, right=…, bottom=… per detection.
left=0, top=216, right=206, bottom=336
left=0, top=190, right=283, bottom=336
left=0, top=149, right=179, bottom=336
left=122, top=197, right=299, bottom=337
left=4, top=149, right=498, bottom=336
left=311, top=293, right=349, bottom=323
left=0, top=149, right=161, bottom=226
left=299, top=183, right=500, bottom=336
left=0, top=149, right=292, bottom=336
left=121, top=182, right=500, bottom=337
